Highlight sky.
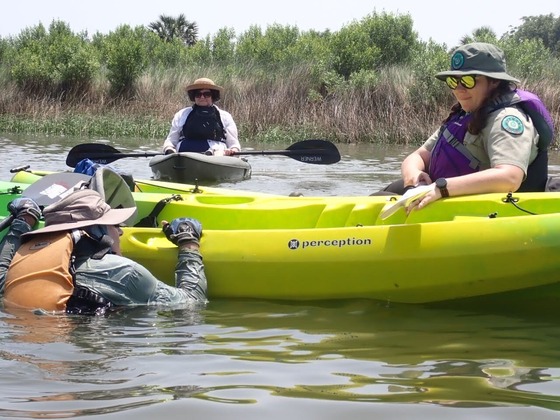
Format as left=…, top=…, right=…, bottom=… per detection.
left=1, top=0, right=559, bottom=47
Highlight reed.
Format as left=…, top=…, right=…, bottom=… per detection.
left=1, top=63, right=559, bottom=146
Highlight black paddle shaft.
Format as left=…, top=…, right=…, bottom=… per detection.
left=66, top=139, right=341, bottom=167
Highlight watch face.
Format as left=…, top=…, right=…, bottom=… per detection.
left=436, top=178, right=447, bottom=188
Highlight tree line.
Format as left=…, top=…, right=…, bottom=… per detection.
left=0, top=11, right=558, bottom=143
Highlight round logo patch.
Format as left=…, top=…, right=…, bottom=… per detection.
left=501, top=115, right=524, bottom=135
left=451, top=52, right=465, bottom=70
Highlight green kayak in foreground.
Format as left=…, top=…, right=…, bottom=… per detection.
left=2, top=173, right=560, bottom=305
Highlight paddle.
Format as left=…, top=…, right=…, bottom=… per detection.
left=0, top=172, right=91, bottom=233
left=65, top=139, right=341, bottom=167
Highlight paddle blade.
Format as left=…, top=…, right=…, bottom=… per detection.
left=66, top=143, right=121, bottom=167
left=234, top=139, right=341, bottom=164
left=66, top=143, right=161, bottom=167
left=286, top=139, right=341, bottom=164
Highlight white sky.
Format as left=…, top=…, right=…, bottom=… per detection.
left=1, top=0, right=558, bottom=47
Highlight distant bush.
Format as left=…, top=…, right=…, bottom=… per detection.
left=8, top=21, right=99, bottom=97
left=95, top=25, right=154, bottom=96
left=330, top=12, right=417, bottom=78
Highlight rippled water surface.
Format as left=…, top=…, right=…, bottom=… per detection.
left=2, top=133, right=560, bottom=419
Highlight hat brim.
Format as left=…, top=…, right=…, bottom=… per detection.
left=186, top=82, right=223, bottom=94
left=435, top=70, right=520, bottom=84
left=24, top=207, right=137, bottom=236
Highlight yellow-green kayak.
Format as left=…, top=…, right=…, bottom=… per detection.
left=2, top=174, right=560, bottom=304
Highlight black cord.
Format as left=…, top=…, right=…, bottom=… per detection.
left=502, top=192, right=537, bottom=215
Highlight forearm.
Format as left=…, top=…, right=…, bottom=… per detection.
left=162, top=130, right=180, bottom=153
left=446, top=166, right=524, bottom=196
left=175, top=248, right=208, bottom=302
left=401, top=151, right=431, bottom=186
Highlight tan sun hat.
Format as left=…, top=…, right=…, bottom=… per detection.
left=24, top=189, right=137, bottom=236
left=435, top=42, right=520, bottom=84
left=186, top=77, right=223, bottom=101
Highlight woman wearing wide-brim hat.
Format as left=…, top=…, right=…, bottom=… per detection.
left=162, top=77, right=241, bottom=156
left=379, top=42, right=553, bottom=208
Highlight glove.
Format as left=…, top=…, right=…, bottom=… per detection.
left=162, top=217, right=202, bottom=246
left=8, top=197, right=41, bottom=226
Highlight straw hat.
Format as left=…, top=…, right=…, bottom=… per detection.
left=186, top=78, right=223, bottom=101
left=24, top=189, right=137, bottom=236
left=435, top=42, right=520, bottom=84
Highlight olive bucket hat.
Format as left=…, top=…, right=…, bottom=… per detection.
left=435, top=42, right=520, bottom=84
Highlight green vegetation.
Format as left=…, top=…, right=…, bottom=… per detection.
left=0, top=12, right=559, bottom=145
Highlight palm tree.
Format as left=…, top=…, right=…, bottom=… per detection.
left=148, top=14, right=198, bottom=46
left=459, top=26, right=497, bottom=45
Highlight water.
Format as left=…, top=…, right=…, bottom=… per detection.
left=2, top=133, right=560, bottom=419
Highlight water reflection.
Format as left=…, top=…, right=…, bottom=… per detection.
left=2, top=297, right=560, bottom=416
left=3, top=133, right=560, bottom=417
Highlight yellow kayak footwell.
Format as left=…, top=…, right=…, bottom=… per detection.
left=4, top=174, right=560, bottom=303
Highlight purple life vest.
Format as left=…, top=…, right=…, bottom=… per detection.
left=428, top=89, right=554, bottom=181
left=428, top=112, right=477, bottom=180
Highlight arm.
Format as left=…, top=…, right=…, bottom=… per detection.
left=162, top=218, right=207, bottom=302
left=173, top=247, right=208, bottom=301
left=218, top=108, right=240, bottom=155
left=0, top=199, right=41, bottom=294
left=409, top=108, right=535, bottom=211
left=416, top=165, right=523, bottom=209
left=401, top=146, right=433, bottom=187
left=162, top=108, right=191, bottom=154
left=400, top=128, right=440, bottom=188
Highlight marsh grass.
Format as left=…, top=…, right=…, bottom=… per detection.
left=1, top=63, right=559, bottom=145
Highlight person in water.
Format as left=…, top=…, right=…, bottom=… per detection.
left=162, top=77, right=241, bottom=156
left=0, top=189, right=208, bottom=315
left=382, top=42, right=553, bottom=210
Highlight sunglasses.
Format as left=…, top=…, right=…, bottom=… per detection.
left=194, top=90, right=212, bottom=98
left=445, top=75, right=477, bottom=90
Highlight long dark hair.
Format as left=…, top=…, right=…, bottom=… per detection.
left=442, top=79, right=515, bottom=134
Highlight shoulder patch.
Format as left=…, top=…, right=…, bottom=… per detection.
left=501, top=115, right=524, bottom=135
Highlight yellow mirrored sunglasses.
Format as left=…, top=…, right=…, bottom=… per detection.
left=445, top=75, right=477, bottom=90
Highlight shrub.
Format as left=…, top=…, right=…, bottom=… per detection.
left=9, top=21, right=99, bottom=97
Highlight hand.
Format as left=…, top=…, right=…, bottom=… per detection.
left=164, top=149, right=176, bottom=155
left=416, top=172, right=432, bottom=186
left=8, top=197, right=41, bottom=226
left=162, top=217, right=202, bottom=246
left=405, top=184, right=439, bottom=213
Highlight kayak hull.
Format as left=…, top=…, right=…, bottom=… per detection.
left=149, top=152, right=252, bottom=184
left=3, top=177, right=560, bottom=304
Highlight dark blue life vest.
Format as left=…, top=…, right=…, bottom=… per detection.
left=428, top=89, right=554, bottom=192
left=179, top=105, right=226, bottom=153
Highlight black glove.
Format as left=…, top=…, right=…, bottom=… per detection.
left=162, top=217, right=202, bottom=246
left=8, top=197, right=41, bottom=226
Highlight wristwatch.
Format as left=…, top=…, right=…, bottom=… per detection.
left=435, top=178, right=449, bottom=198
